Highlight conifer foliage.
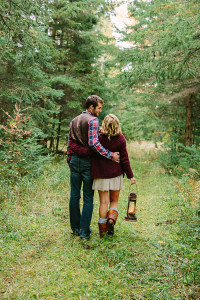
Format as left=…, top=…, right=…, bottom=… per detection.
left=117, top=0, right=200, bottom=147
left=0, top=0, right=107, bottom=161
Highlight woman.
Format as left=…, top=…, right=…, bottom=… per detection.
left=70, top=114, right=135, bottom=237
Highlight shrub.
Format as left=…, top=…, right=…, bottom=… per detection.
left=0, top=104, right=51, bottom=184
left=158, top=141, right=200, bottom=178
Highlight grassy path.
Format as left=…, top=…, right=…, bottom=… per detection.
left=1, top=144, right=199, bottom=299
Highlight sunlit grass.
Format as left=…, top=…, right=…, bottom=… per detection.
left=0, top=144, right=199, bottom=299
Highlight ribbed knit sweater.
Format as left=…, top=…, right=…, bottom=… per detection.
left=70, top=134, right=134, bottom=179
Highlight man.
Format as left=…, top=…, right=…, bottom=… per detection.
left=67, top=95, right=120, bottom=239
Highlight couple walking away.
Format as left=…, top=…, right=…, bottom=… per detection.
left=67, top=95, right=135, bottom=239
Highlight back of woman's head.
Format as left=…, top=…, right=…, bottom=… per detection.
left=101, top=114, right=122, bottom=139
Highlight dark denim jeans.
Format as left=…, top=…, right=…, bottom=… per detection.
left=69, top=155, right=94, bottom=238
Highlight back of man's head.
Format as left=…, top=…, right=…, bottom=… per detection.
left=85, top=95, right=104, bottom=109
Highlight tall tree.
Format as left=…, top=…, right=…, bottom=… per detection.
left=116, top=0, right=200, bottom=145
left=0, top=0, right=111, bottom=153
left=47, top=0, right=110, bottom=151
left=0, top=0, right=64, bottom=142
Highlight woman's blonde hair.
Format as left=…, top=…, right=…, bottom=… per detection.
left=100, top=114, right=122, bottom=139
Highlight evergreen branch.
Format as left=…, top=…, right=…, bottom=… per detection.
left=0, top=14, right=11, bottom=30
left=178, top=47, right=200, bottom=79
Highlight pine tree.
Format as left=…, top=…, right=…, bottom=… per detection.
left=0, top=0, right=111, bottom=153
left=116, top=0, right=200, bottom=145
left=0, top=0, right=64, bottom=144
left=47, top=0, right=110, bottom=151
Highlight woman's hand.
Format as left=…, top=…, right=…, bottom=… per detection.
left=130, top=177, right=136, bottom=185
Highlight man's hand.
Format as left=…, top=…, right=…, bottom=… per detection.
left=112, top=152, right=120, bottom=163
left=130, top=177, right=136, bottom=185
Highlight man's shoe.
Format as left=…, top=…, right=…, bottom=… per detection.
left=71, top=228, right=80, bottom=236
left=80, top=235, right=90, bottom=240
left=80, top=228, right=91, bottom=240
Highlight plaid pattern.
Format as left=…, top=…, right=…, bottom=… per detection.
left=88, top=117, right=112, bottom=159
left=67, top=111, right=113, bottom=163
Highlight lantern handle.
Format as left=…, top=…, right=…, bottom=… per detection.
left=129, top=183, right=138, bottom=195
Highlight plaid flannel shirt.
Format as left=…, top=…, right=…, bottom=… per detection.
left=67, top=111, right=113, bottom=163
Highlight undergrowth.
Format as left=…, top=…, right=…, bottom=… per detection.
left=0, top=144, right=199, bottom=299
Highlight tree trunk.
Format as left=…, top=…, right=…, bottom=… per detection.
left=44, top=138, right=48, bottom=148
left=56, top=110, right=62, bottom=153
left=49, top=136, right=54, bottom=150
left=185, top=94, right=193, bottom=146
left=50, top=113, right=56, bottom=150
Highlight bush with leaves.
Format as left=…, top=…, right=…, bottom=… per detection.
left=0, top=104, right=52, bottom=184
left=158, top=137, right=200, bottom=178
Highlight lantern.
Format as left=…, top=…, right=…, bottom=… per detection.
left=125, top=192, right=137, bottom=222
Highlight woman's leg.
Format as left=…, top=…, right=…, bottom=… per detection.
left=107, top=190, right=120, bottom=235
left=98, top=190, right=109, bottom=218
left=98, top=190, right=109, bottom=237
left=109, top=190, right=120, bottom=210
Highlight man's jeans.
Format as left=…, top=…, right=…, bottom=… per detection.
left=69, top=155, right=94, bottom=237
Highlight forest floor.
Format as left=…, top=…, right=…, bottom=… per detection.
left=0, top=143, right=199, bottom=299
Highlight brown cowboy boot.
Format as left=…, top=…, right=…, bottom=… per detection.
left=107, top=208, right=118, bottom=235
left=98, top=222, right=107, bottom=238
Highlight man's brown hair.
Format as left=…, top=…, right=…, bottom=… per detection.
left=85, top=95, right=104, bottom=109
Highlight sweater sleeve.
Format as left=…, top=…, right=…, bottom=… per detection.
left=70, top=140, right=92, bottom=157
left=120, top=135, right=134, bottom=179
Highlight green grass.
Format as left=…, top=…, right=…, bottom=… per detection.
left=0, top=144, right=199, bottom=299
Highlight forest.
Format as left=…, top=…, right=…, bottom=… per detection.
left=0, top=0, right=200, bottom=298
left=0, top=0, right=200, bottom=180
